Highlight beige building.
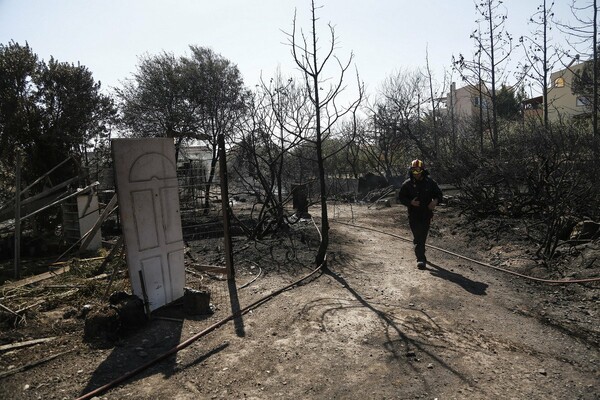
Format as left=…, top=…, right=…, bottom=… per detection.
left=446, top=60, right=594, bottom=124
left=445, top=81, right=492, bottom=119
left=546, top=61, right=592, bottom=121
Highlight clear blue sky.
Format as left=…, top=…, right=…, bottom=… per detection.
left=0, top=0, right=581, bottom=101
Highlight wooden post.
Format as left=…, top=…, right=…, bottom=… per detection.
left=291, top=183, right=309, bottom=217
left=217, top=133, right=234, bottom=280
left=14, top=152, right=21, bottom=279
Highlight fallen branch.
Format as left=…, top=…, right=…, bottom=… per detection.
left=185, top=268, right=204, bottom=278
left=192, top=265, right=228, bottom=274
left=50, top=256, right=105, bottom=266
left=0, top=293, right=19, bottom=302
left=0, top=349, right=73, bottom=379
left=14, top=289, right=79, bottom=314
left=86, top=274, right=109, bottom=281
left=42, top=284, right=84, bottom=289
left=0, top=302, right=20, bottom=317
left=0, top=300, right=26, bottom=326
left=0, top=337, right=56, bottom=352
left=94, top=236, right=123, bottom=275
left=15, top=300, right=45, bottom=314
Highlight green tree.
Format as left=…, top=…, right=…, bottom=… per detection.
left=0, top=42, right=37, bottom=173
left=35, top=57, right=116, bottom=178
left=0, top=41, right=115, bottom=186
left=116, top=51, right=197, bottom=158
left=184, top=46, right=250, bottom=211
left=496, top=84, right=524, bottom=121
left=118, top=46, right=249, bottom=211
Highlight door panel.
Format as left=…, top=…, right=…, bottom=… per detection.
left=160, top=187, right=182, bottom=244
left=112, top=138, right=185, bottom=312
left=140, top=255, right=166, bottom=308
left=132, top=190, right=159, bottom=250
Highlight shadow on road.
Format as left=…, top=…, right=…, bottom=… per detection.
left=80, top=302, right=228, bottom=397
left=322, top=268, right=475, bottom=389
left=426, top=262, right=488, bottom=295
left=228, top=278, right=245, bottom=337
left=80, top=318, right=183, bottom=396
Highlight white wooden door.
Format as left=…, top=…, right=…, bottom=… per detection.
left=112, top=138, right=185, bottom=311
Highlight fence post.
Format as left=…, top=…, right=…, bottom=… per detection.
left=291, top=183, right=309, bottom=217
left=218, top=134, right=234, bottom=280
left=14, top=151, right=21, bottom=279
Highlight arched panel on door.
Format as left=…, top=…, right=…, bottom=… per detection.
left=129, top=152, right=177, bottom=182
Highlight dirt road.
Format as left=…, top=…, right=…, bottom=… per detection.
left=1, top=203, right=598, bottom=399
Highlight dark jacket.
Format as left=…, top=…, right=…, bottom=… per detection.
left=398, top=169, right=443, bottom=219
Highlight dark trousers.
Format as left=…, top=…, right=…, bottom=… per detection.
left=409, top=215, right=431, bottom=263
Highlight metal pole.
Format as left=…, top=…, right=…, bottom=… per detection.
left=14, top=152, right=21, bottom=279
left=217, top=133, right=234, bottom=279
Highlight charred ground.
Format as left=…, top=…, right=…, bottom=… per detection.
left=0, top=202, right=598, bottom=399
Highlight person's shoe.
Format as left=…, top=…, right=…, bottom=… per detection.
left=417, top=261, right=426, bottom=270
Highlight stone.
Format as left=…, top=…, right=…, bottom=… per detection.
left=184, top=287, right=212, bottom=315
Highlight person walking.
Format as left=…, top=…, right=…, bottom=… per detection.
left=397, top=159, right=443, bottom=269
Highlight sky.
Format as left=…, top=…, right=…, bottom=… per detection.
left=0, top=0, right=585, bottom=103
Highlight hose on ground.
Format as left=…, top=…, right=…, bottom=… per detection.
left=76, top=262, right=323, bottom=400
left=332, top=219, right=600, bottom=285
left=76, top=219, right=328, bottom=400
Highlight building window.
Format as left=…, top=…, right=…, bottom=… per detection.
left=576, top=96, right=591, bottom=107
left=472, top=97, right=489, bottom=109
left=554, top=77, right=565, bottom=88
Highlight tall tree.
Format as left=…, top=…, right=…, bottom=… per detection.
left=424, top=45, right=450, bottom=159
left=455, top=0, right=515, bottom=151
left=520, top=0, right=559, bottom=130
left=183, top=46, right=250, bottom=211
left=233, top=71, right=308, bottom=236
left=36, top=57, right=116, bottom=176
left=0, top=41, right=39, bottom=174
left=495, top=84, right=524, bottom=120
left=285, top=0, right=363, bottom=268
left=453, top=26, right=491, bottom=153
left=360, top=108, right=406, bottom=178
left=338, top=118, right=367, bottom=180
